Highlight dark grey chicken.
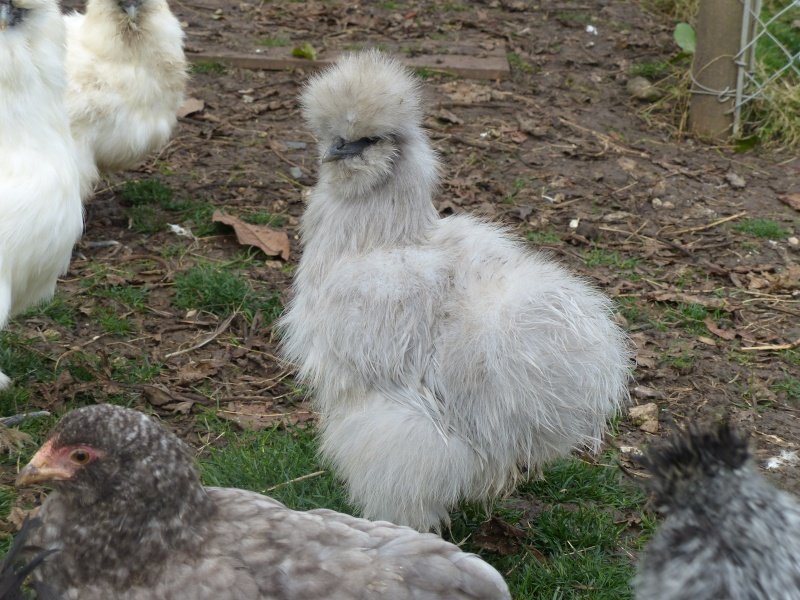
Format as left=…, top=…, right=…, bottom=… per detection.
left=16, top=404, right=511, bottom=600
left=634, top=419, right=800, bottom=599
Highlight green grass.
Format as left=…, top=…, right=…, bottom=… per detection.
left=527, top=228, right=561, bottom=245
left=19, top=294, right=78, bottom=329
left=771, top=372, right=800, bottom=401
left=191, top=60, right=226, bottom=74
left=582, top=248, right=640, bottom=271
left=241, top=211, right=288, bottom=228
left=120, top=178, right=217, bottom=235
left=258, top=35, right=290, bottom=47
left=508, top=52, right=533, bottom=73
left=631, top=61, right=671, bottom=79
left=650, top=302, right=732, bottom=336
left=733, top=218, right=790, bottom=239
left=173, top=263, right=282, bottom=322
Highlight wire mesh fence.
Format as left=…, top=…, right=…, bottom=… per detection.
left=733, top=0, right=800, bottom=135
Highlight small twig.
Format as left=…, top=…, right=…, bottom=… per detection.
left=163, top=313, right=237, bottom=359
left=0, top=411, right=50, bottom=427
left=666, top=211, right=748, bottom=236
left=741, top=338, right=800, bottom=352
left=266, top=470, right=326, bottom=493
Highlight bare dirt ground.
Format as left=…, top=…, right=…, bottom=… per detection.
left=12, top=0, right=799, bottom=499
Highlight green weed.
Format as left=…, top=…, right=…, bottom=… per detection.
left=173, top=263, right=282, bottom=322
left=733, top=218, right=790, bottom=239
left=258, top=36, right=289, bottom=47
left=191, top=61, right=226, bottom=74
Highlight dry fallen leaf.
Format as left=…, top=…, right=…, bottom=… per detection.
left=213, top=211, right=290, bottom=260
left=704, top=317, right=737, bottom=340
left=178, top=97, right=205, bottom=118
left=218, top=401, right=288, bottom=431
left=778, top=192, right=800, bottom=211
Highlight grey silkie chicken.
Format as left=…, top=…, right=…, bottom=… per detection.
left=279, top=50, right=632, bottom=531
left=633, top=419, right=800, bottom=599
left=15, top=404, right=511, bottom=600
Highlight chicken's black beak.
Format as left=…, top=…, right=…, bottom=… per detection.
left=322, top=136, right=380, bottom=163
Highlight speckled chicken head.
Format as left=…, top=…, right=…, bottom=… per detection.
left=301, top=51, right=426, bottom=196
left=17, top=404, right=200, bottom=508
left=634, top=419, right=751, bottom=512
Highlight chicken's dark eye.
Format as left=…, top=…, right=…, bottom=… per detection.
left=71, top=449, right=91, bottom=464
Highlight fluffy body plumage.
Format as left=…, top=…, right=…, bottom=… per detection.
left=0, top=0, right=84, bottom=389
left=634, top=420, right=800, bottom=599
left=279, top=51, right=631, bottom=531
left=16, top=404, right=511, bottom=600
left=64, top=0, right=188, bottom=199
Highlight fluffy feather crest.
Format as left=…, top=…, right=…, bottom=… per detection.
left=301, top=50, right=424, bottom=147
left=634, top=419, right=800, bottom=599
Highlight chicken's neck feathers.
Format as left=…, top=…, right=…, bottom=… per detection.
left=299, top=134, right=439, bottom=287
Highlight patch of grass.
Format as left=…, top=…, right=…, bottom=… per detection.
left=19, top=294, right=77, bottom=329
left=241, top=211, right=288, bottom=227
left=583, top=248, right=640, bottom=270
left=771, top=372, right=800, bottom=401
left=526, top=228, right=561, bottom=245
left=413, top=67, right=458, bottom=80
left=258, top=35, right=289, bottom=47
left=111, top=354, right=162, bottom=384
left=0, top=332, right=53, bottom=387
left=556, top=10, right=590, bottom=23
left=191, top=60, right=226, bottom=74
left=657, top=302, right=732, bottom=336
left=452, top=456, right=653, bottom=599
left=121, top=178, right=217, bottom=236
left=663, top=351, right=697, bottom=373
left=442, top=1, right=467, bottom=10
left=733, top=218, right=790, bottom=239
left=199, top=419, right=352, bottom=512
left=94, top=286, right=150, bottom=312
left=631, top=61, right=671, bottom=79
left=121, top=178, right=174, bottom=207
left=173, top=263, right=282, bottom=322
left=95, top=307, right=135, bottom=336
left=508, top=52, right=533, bottom=73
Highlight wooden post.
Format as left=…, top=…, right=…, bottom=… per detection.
left=689, top=0, right=745, bottom=141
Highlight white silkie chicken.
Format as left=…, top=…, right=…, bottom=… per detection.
left=63, top=0, right=188, bottom=199
left=280, top=51, right=632, bottom=531
left=0, top=0, right=84, bottom=389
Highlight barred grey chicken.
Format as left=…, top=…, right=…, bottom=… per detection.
left=279, top=51, right=632, bottom=531
left=634, top=420, right=800, bottom=599
left=15, top=404, right=511, bottom=600
left=0, top=0, right=84, bottom=390
left=64, top=0, right=188, bottom=199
